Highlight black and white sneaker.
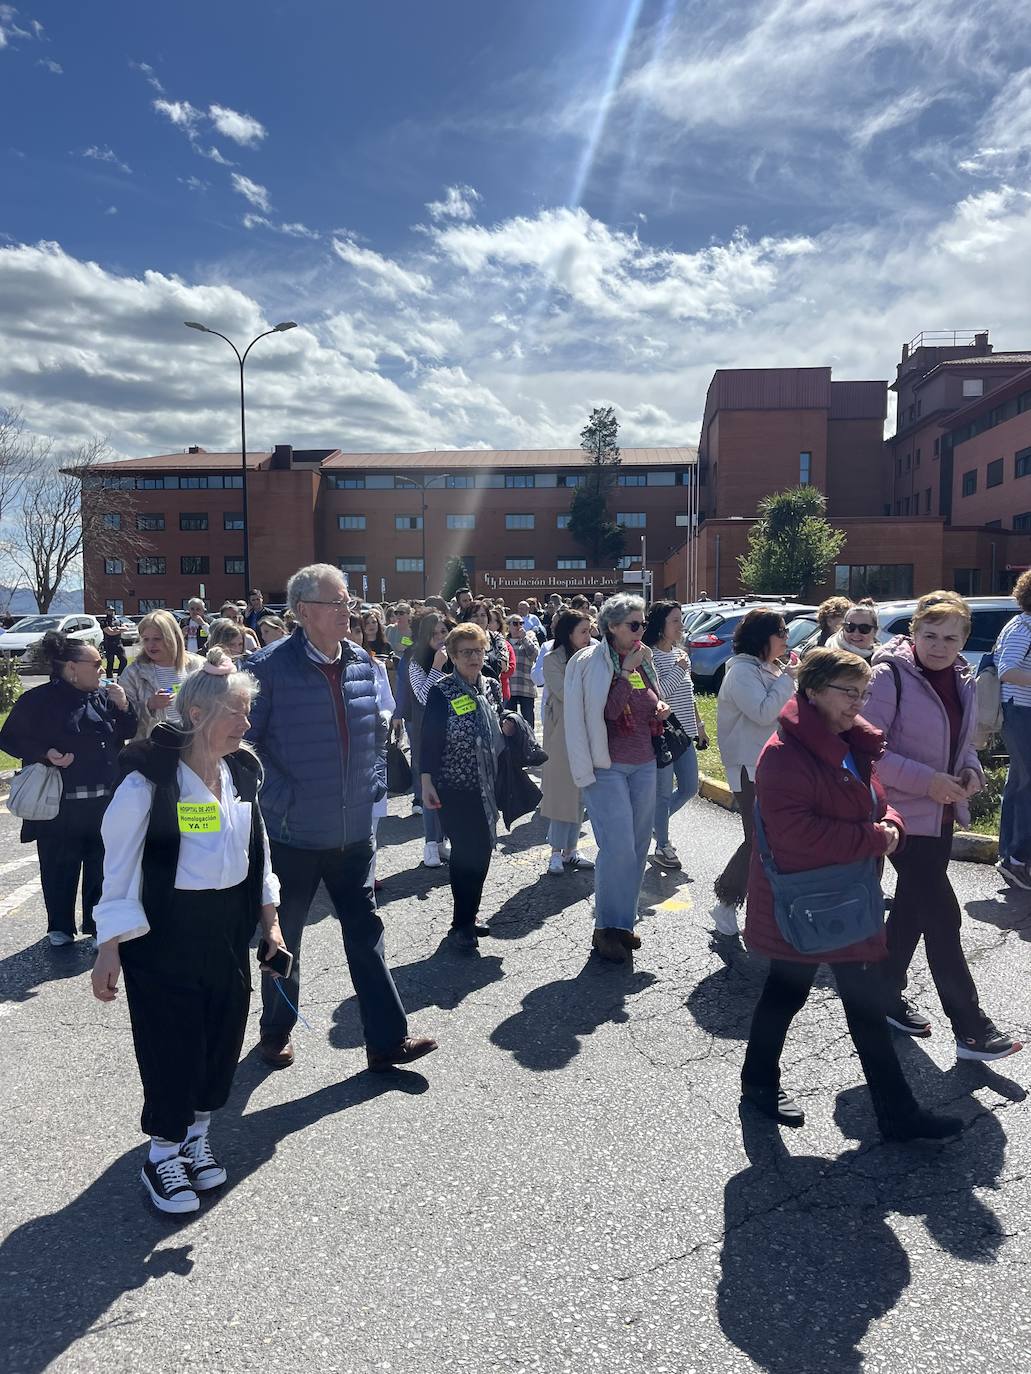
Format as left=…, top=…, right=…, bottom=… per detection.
left=997, top=858, right=1031, bottom=892
left=141, top=1154, right=200, bottom=1214
left=181, top=1133, right=227, bottom=1191
left=956, top=1022, right=1024, bottom=1062
left=886, top=998, right=932, bottom=1037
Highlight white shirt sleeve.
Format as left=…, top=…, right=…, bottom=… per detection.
left=94, top=771, right=155, bottom=945
left=259, top=811, right=280, bottom=907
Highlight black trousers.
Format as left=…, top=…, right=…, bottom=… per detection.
left=508, top=694, right=535, bottom=728
left=742, top=958, right=918, bottom=1127
left=714, top=774, right=755, bottom=908
left=104, top=644, right=127, bottom=676
left=261, top=838, right=407, bottom=1052
left=34, top=796, right=107, bottom=936
left=120, top=883, right=252, bottom=1143
left=886, top=822, right=984, bottom=1038
left=438, top=787, right=494, bottom=928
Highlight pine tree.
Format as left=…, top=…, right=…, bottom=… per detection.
left=738, top=486, right=846, bottom=597
left=440, top=554, right=470, bottom=600
left=567, top=406, right=626, bottom=567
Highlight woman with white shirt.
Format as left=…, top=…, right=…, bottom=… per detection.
left=711, top=608, right=796, bottom=936
left=642, top=600, right=706, bottom=872
left=407, top=611, right=452, bottom=868
left=90, top=647, right=288, bottom=1216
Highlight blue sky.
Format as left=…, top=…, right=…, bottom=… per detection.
left=2, top=0, right=1031, bottom=459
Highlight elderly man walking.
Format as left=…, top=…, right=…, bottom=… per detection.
left=246, top=562, right=437, bottom=1071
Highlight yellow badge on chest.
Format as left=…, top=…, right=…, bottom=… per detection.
left=400, top=635, right=413, bottom=646
left=177, top=802, right=221, bottom=834
left=450, top=694, right=477, bottom=716
left=627, top=671, right=646, bottom=689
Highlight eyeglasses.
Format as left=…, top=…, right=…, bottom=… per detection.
left=302, top=599, right=350, bottom=610
left=455, top=648, right=485, bottom=658
left=825, top=683, right=871, bottom=704
left=774, top=626, right=788, bottom=636
left=843, top=622, right=876, bottom=635
left=620, top=620, right=644, bottom=632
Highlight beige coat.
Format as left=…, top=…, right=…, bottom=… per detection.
left=119, top=654, right=204, bottom=741
left=541, top=647, right=583, bottom=823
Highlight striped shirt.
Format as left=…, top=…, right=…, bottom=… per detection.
left=997, top=612, right=1031, bottom=708
left=408, top=659, right=447, bottom=706
left=651, top=647, right=699, bottom=736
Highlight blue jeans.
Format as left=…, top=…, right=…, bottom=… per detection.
left=653, top=743, right=699, bottom=847
left=547, top=817, right=583, bottom=852
left=1001, top=701, right=1031, bottom=863
left=583, top=760, right=657, bottom=930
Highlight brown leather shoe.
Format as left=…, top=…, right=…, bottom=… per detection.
left=619, top=928, right=642, bottom=950
left=592, top=929, right=629, bottom=962
left=367, top=1035, right=438, bottom=1072
left=258, top=1033, right=294, bottom=1068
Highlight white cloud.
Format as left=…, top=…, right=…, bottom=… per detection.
left=178, top=175, right=209, bottom=193
left=279, top=221, right=319, bottom=240
left=0, top=5, right=36, bottom=48
left=426, top=184, right=481, bottom=222
left=104, top=206, right=118, bottom=216
left=153, top=97, right=202, bottom=132
left=200, top=145, right=233, bottom=166
left=332, top=237, right=431, bottom=299
left=130, top=59, right=164, bottom=93
left=241, top=213, right=272, bottom=230
left=231, top=173, right=270, bottom=212
left=80, top=145, right=132, bottom=175
left=208, top=103, right=267, bottom=147
left=36, top=56, right=60, bottom=73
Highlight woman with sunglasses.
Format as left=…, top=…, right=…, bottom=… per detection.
left=564, top=595, right=671, bottom=962
left=711, top=609, right=797, bottom=937
left=864, top=591, right=1020, bottom=1061
left=825, top=600, right=879, bottom=660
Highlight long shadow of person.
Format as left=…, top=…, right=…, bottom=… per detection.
left=490, top=959, right=657, bottom=1071
left=1, top=1053, right=428, bottom=1374
left=487, top=873, right=594, bottom=941
left=0, top=935, right=97, bottom=1006
left=719, top=1039, right=1009, bottom=1374
left=964, top=889, right=1031, bottom=941
left=684, top=935, right=769, bottom=1044
left=328, top=948, right=505, bottom=1049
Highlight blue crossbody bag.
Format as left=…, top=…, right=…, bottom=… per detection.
left=752, top=797, right=888, bottom=956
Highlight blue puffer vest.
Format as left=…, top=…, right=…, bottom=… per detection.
left=245, top=628, right=386, bottom=850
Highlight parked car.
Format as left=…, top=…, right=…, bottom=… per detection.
left=871, top=596, right=1017, bottom=673
left=0, top=613, right=104, bottom=671
left=687, top=601, right=817, bottom=690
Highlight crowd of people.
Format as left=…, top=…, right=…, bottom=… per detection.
left=2, top=565, right=1031, bottom=1212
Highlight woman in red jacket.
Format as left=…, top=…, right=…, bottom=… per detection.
left=741, top=647, right=962, bottom=1143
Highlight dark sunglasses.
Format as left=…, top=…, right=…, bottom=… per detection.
left=844, top=621, right=876, bottom=635
left=622, top=620, right=644, bottom=632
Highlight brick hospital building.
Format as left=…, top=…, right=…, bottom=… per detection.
left=80, top=331, right=1031, bottom=614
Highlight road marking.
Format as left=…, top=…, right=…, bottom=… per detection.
left=657, top=895, right=694, bottom=913
left=0, top=876, right=42, bottom=917
left=0, top=853, right=38, bottom=879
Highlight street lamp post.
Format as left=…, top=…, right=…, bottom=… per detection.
left=183, top=319, right=297, bottom=597
left=395, top=473, right=454, bottom=598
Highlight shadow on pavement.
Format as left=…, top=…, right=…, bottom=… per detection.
left=490, top=958, right=657, bottom=1070
left=719, top=1041, right=1009, bottom=1374
left=965, top=889, right=1031, bottom=940
left=329, top=949, right=505, bottom=1049
left=685, top=936, right=767, bottom=1043
left=487, top=872, right=593, bottom=940
left=0, top=936, right=97, bottom=1005
left=1, top=1051, right=428, bottom=1374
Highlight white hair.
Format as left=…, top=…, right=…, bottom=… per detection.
left=287, top=562, right=348, bottom=614
left=176, top=647, right=258, bottom=750
left=597, top=594, right=645, bottom=637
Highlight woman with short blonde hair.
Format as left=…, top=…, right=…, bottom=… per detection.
left=119, top=610, right=203, bottom=740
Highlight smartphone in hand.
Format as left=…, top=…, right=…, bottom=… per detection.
left=257, top=939, right=293, bottom=980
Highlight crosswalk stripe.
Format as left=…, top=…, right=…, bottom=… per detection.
left=0, top=853, right=38, bottom=879
left=0, top=876, right=41, bottom=918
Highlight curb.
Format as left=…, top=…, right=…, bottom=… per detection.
left=696, top=772, right=999, bottom=865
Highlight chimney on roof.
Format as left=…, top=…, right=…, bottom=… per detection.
left=974, top=331, right=990, bottom=354
left=271, top=443, right=293, bottom=470
left=187, top=445, right=204, bottom=454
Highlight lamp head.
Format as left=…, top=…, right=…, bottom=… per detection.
left=184, top=321, right=210, bottom=332
left=273, top=321, right=298, bottom=332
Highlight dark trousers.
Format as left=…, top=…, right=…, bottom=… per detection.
left=508, top=694, right=535, bottom=728
left=886, top=822, right=984, bottom=1038
left=104, top=644, right=127, bottom=677
left=34, top=796, right=107, bottom=936
left=714, top=774, right=755, bottom=908
left=120, top=883, right=252, bottom=1143
left=262, top=838, right=407, bottom=1052
left=438, top=788, right=494, bottom=928
left=742, top=958, right=918, bottom=1126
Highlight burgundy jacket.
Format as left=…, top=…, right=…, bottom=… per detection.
left=744, top=694, right=905, bottom=965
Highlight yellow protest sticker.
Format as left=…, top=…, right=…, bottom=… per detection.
left=177, top=802, right=221, bottom=834
left=450, top=694, right=477, bottom=716
left=627, top=671, right=646, bottom=689
left=400, top=636, right=413, bottom=647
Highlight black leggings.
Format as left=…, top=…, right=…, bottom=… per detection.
left=104, top=644, right=127, bottom=677
left=120, top=883, right=252, bottom=1142
left=742, top=958, right=918, bottom=1127
left=886, top=821, right=984, bottom=1038
left=438, top=787, right=494, bottom=928
left=34, top=796, right=107, bottom=936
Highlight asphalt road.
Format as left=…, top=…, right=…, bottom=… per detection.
left=2, top=785, right=1031, bottom=1374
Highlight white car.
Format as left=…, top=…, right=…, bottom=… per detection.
left=0, top=613, right=104, bottom=668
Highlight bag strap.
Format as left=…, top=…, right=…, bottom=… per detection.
left=888, top=659, right=902, bottom=712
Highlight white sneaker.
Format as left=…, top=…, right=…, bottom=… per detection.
left=653, top=844, right=682, bottom=870
left=437, top=839, right=451, bottom=863
left=141, top=1154, right=200, bottom=1215
left=423, top=842, right=442, bottom=868
left=711, top=902, right=740, bottom=936
left=47, top=931, right=74, bottom=947
left=411, top=802, right=423, bottom=816
left=548, top=852, right=565, bottom=875
left=564, top=852, right=595, bottom=871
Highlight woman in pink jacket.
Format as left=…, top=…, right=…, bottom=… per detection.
left=864, top=590, right=1022, bottom=1062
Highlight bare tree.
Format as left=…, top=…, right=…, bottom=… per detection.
left=2, top=438, right=146, bottom=612
left=0, top=408, right=31, bottom=525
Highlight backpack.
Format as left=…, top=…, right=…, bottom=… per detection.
left=975, top=615, right=1026, bottom=748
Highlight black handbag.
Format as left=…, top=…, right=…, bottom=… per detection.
left=653, top=710, right=692, bottom=769
left=386, top=741, right=413, bottom=793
